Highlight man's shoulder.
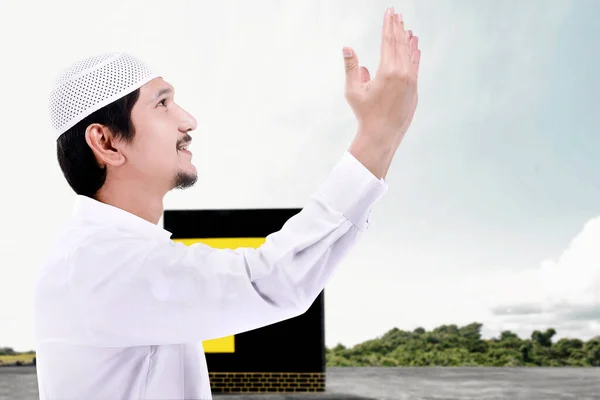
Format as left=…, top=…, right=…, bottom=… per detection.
left=42, top=222, right=154, bottom=268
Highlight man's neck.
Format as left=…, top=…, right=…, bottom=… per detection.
left=95, top=180, right=165, bottom=225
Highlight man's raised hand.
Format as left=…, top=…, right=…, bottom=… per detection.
left=344, top=7, right=421, bottom=179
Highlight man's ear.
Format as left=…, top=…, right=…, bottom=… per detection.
left=84, top=124, right=126, bottom=167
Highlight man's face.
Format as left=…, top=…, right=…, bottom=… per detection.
left=121, top=77, right=198, bottom=193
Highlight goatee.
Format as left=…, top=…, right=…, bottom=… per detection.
left=172, top=171, right=197, bottom=190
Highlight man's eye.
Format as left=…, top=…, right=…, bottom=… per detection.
left=158, top=99, right=167, bottom=107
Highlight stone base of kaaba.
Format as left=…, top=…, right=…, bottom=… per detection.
left=213, top=394, right=376, bottom=400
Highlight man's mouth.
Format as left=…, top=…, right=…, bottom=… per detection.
left=177, top=133, right=193, bottom=155
left=177, top=142, right=192, bottom=155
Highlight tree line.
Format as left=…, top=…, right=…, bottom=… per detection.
left=326, top=323, right=600, bottom=367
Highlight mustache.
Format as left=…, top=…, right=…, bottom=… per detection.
left=176, top=133, right=192, bottom=149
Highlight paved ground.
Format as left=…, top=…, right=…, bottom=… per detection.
left=2, top=366, right=600, bottom=400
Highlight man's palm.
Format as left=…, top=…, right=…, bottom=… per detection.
left=343, top=9, right=421, bottom=138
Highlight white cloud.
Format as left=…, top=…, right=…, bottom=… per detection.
left=473, top=216, right=600, bottom=340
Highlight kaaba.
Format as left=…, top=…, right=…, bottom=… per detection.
left=163, top=208, right=325, bottom=394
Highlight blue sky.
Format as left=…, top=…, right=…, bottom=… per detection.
left=382, top=0, right=600, bottom=272
left=0, top=0, right=598, bottom=351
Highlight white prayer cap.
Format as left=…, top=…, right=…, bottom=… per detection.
left=48, top=52, right=160, bottom=140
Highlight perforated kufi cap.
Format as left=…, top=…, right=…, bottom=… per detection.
left=48, top=52, right=160, bottom=139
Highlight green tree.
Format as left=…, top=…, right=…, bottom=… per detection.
left=532, top=328, right=556, bottom=347
left=0, top=347, right=16, bottom=356
left=584, top=339, right=600, bottom=366
left=325, top=323, right=600, bottom=367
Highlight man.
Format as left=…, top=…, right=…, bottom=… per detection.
left=33, top=7, right=420, bottom=400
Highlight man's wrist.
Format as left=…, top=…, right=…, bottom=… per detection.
left=348, top=130, right=395, bottom=180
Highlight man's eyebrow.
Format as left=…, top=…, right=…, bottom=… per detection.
left=148, top=88, right=174, bottom=104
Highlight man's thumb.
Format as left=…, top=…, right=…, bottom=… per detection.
left=343, top=47, right=360, bottom=88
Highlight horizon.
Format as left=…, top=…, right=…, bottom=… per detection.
left=3, top=321, right=600, bottom=354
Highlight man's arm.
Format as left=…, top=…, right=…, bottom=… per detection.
left=70, top=151, right=386, bottom=345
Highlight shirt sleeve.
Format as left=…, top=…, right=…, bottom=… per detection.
left=70, top=151, right=388, bottom=346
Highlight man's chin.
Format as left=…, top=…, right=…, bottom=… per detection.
left=172, top=171, right=198, bottom=190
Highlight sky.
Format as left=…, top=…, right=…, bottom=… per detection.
left=0, top=0, right=599, bottom=352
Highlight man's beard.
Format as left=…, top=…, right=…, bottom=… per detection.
left=172, top=171, right=198, bottom=190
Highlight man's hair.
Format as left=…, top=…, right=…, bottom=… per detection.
left=56, top=89, right=140, bottom=198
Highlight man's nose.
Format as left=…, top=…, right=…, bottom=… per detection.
left=179, top=108, right=198, bottom=133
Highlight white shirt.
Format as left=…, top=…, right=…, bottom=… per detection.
left=32, top=151, right=388, bottom=400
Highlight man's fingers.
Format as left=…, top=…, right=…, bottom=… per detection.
left=410, top=35, right=419, bottom=53
left=380, top=7, right=396, bottom=69
left=411, top=46, right=421, bottom=80
left=393, top=12, right=410, bottom=66
left=394, top=12, right=406, bottom=42
left=413, top=49, right=421, bottom=67
left=343, top=46, right=361, bottom=89
left=376, top=7, right=421, bottom=81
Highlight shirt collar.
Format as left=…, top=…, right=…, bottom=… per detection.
left=70, top=195, right=173, bottom=241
